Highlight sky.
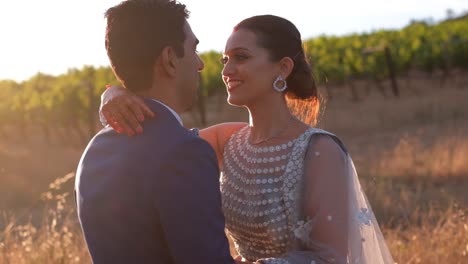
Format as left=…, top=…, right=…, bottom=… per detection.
left=0, top=0, right=467, bottom=82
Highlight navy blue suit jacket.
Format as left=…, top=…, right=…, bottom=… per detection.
left=75, top=99, right=234, bottom=264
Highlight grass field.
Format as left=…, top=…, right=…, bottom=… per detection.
left=1, top=72, right=467, bottom=263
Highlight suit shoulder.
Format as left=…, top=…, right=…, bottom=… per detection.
left=170, top=134, right=216, bottom=158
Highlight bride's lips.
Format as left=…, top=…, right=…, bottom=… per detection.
left=226, top=79, right=243, bottom=92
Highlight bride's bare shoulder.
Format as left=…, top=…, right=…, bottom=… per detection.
left=306, top=130, right=348, bottom=160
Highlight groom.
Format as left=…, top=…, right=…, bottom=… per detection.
left=75, top=0, right=234, bottom=263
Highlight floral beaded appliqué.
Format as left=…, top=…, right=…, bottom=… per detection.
left=293, top=219, right=314, bottom=245
left=356, top=208, right=372, bottom=226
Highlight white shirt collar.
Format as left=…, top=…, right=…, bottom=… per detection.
left=151, top=99, right=183, bottom=126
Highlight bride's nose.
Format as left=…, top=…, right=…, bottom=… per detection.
left=221, top=60, right=235, bottom=78
left=197, top=56, right=204, bottom=71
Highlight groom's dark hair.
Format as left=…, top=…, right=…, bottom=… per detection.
left=105, top=0, right=189, bottom=92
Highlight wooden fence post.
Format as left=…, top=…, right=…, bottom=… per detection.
left=384, top=46, right=399, bottom=97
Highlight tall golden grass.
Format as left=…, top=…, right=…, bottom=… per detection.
left=1, top=74, right=467, bottom=263
left=2, top=134, right=466, bottom=263
left=0, top=173, right=90, bottom=264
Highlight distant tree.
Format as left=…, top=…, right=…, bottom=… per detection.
left=200, top=51, right=224, bottom=97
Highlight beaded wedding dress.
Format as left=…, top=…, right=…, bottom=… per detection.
left=221, top=126, right=394, bottom=264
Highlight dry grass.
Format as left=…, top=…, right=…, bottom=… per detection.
left=1, top=73, right=467, bottom=263
left=0, top=173, right=91, bottom=264
left=385, top=206, right=468, bottom=263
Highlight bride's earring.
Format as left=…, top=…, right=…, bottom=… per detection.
left=273, top=75, right=287, bottom=92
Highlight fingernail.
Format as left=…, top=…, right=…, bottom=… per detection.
left=138, top=115, right=144, bottom=121
left=136, top=127, right=143, bottom=133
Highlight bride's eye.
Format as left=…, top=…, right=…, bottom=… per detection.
left=234, top=54, right=249, bottom=61
left=220, top=56, right=228, bottom=65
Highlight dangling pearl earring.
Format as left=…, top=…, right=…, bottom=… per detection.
left=273, top=75, right=287, bottom=92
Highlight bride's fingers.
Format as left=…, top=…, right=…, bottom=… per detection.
left=102, top=108, right=120, bottom=131
left=117, top=104, right=142, bottom=134
left=134, top=96, right=155, bottom=118
left=127, top=98, right=146, bottom=122
left=110, top=120, right=123, bottom=134
left=112, top=111, right=135, bottom=136
left=104, top=112, right=123, bottom=134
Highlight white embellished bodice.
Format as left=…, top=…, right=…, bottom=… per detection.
left=220, top=125, right=395, bottom=264
left=221, top=126, right=328, bottom=261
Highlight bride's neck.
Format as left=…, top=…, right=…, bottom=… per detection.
left=247, top=97, right=294, bottom=142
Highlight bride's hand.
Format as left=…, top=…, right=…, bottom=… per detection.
left=100, top=85, right=154, bottom=136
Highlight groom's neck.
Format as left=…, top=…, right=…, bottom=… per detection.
left=136, top=85, right=182, bottom=114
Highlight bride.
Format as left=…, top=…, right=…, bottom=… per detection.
left=100, top=14, right=394, bottom=264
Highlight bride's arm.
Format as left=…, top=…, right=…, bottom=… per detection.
left=199, top=123, right=247, bottom=169
left=100, top=86, right=247, bottom=167
left=100, top=86, right=154, bottom=136
left=300, top=135, right=349, bottom=261
left=257, top=135, right=349, bottom=264
left=258, top=134, right=393, bottom=263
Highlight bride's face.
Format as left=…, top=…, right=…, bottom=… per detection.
left=221, top=29, right=282, bottom=107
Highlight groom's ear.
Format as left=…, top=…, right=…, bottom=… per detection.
left=158, top=46, right=178, bottom=78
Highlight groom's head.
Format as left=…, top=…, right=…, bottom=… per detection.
left=105, top=0, right=204, bottom=112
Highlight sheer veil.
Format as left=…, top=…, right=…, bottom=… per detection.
left=253, top=131, right=395, bottom=264
left=346, top=155, right=394, bottom=264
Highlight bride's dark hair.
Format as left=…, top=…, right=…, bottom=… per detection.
left=234, top=15, right=321, bottom=125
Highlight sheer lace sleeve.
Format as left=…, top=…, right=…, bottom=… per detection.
left=257, top=134, right=394, bottom=264
left=98, top=87, right=113, bottom=127
left=98, top=106, right=108, bottom=127
left=98, top=86, right=127, bottom=127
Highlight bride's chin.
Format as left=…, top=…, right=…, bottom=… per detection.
left=227, top=95, right=243, bottom=107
